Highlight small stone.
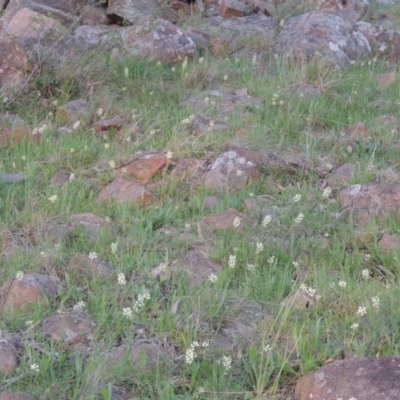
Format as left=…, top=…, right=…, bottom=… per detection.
left=201, top=208, right=257, bottom=232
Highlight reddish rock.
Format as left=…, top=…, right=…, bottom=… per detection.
left=116, top=153, right=168, bottom=183
left=378, top=233, right=400, bottom=251
left=256, top=149, right=310, bottom=175
left=93, top=116, right=127, bottom=132
left=202, top=149, right=261, bottom=191
left=295, top=356, right=400, bottom=400
left=190, top=113, right=228, bottom=135
left=0, top=34, right=31, bottom=95
left=42, top=312, right=95, bottom=352
left=0, top=273, right=60, bottom=314
left=218, top=0, right=246, bottom=18
left=5, top=8, right=64, bottom=40
left=345, top=122, right=368, bottom=140
left=51, top=172, right=70, bottom=187
left=328, top=163, right=356, bottom=188
left=167, top=158, right=204, bottom=180
left=201, top=208, right=257, bottom=233
left=121, top=17, right=196, bottom=64
left=0, top=339, right=19, bottom=376
left=68, top=254, right=114, bottom=282
left=202, top=196, right=219, bottom=210
left=97, top=177, right=158, bottom=207
left=376, top=72, right=397, bottom=91
left=0, top=393, right=34, bottom=400
left=0, top=126, right=39, bottom=147
left=339, top=183, right=400, bottom=225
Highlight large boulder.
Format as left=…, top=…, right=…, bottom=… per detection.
left=271, top=11, right=371, bottom=67
left=295, top=356, right=400, bottom=400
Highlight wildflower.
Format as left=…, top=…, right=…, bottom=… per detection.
left=351, top=323, right=359, bottom=330
left=236, top=170, right=243, bottom=176
left=208, top=273, right=218, bottom=283
left=268, top=256, right=275, bottom=265
left=223, top=75, right=228, bottom=81
left=124, top=67, right=129, bottom=78
left=48, top=112, right=53, bottom=117
left=121, top=167, right=127, bottom=173
left=122, top=87, right=126, bottom=91
left=293, top=194, right=301, bottom=203
left=104, top=143, right=110, bottom=149
left=204, top=96, right=209, bottom=104
left=228, top=254, right=236, bottom=268
left=209, top=119, right=215, bottom=127
left=30, top=364, right=40, bottom=373
left=117, top=273, right=126, bottom=285
left=232, top=216, right=241, bottom=228
left=201, top=341, right=209, bottom=348
left=40, top=251, right=47, bottom=257
left=125, top=136, right=131, bottom=142
left=222, top=355, right=232, bottom=374
left=133, top=289, right=151, bottom=313
left=182, top=57, right=188, bottom=71
left=76, top=301, right=85, bottom=310
left=294, top=213, right=304, bottom=225
left=293, top=261, right=299, bottom=268
left=26, top=320, right=34, bottom=327
left=16, top=271, right=24, bottom=281
left=111, top=242, right=118, bottom=254
left=371, top=296, right=380, bottom=309
left=185, top=222, right=190, bottom=230
left=53, top=100, right=58, bottom=106
left=356, top=306, right=367, bottom=316
left=198, top=57, right=204, bottom=64
left=185, top=346, right=196, bottom=364
left=171, top=67, right=176, bottom=72
left=166, top=151, right=173, bottom=159
left=122, top=307, right=133, bottom=320
left=158, top=263, right=167, bottom=273
left=264, top=344, right=272, bottom=352
left=252, top=54, right=257, bottom=66
left=156, top=60, right=161, bottom=66
left=72, top=120, right=81, bottom=130
left=69, top=173, right=76, bottom=183
left=88, top=252, right=97, bottom=260
left=279, top=19, right=285, bottom=27
left=105, top=216, right=111, bottom=223
left=21, top=155, right=26, bottom=160
left=255, top=242, right=264, bottom=254
left=322, top=187, right=332, bottom=199
left=109, top=160, right=115, bottom=168
left=347, top=145, right=353, bottom=154
left=338, top=281, right=347, bottom=288
left=364, top=253, right=371, bottom=261
left=97, top=108, right=103, bottom=116
left=149, top=129, right=156, bottom=135
left=247, top=263, right=256, bottom=272
left=262, top=215, right=271, bottom=227
left=385, top=283, right=391, bottom=289
left=48, top=195, right=58, bottom=203
left=361, top=269, right=370, bottom=280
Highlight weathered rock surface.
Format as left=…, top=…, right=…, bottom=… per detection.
left=295, top=356, right=400, bottom=400
left=0, top=33, right=31, bottom=96
left=121, top=17, right=197, bottom=64
left=378, top=233, right=400, bottom=251
left=115, top=152, right=169, bottom=183
left=328, top=163, right=357, bottom=188
left=202, top=149, right=261, bottom=191
left=97, top=177, right=158, bottom=206
left=201, top=208, right=257, bottom=232
left=340, top=183, right=400, bottom=224
left=41, top=311, right=95, bottom=350
left=68, top=254, right=114, bottom=282
left=271, top=12, right=371, bottom=66
left=106, top=0, right=158, bottom=25
left=0, top=273, right=60, bottom=314
left=356, top=21, right=400, bottom=62
left=106, top=339, right=176, bottom=373
left=56, top=99, right=88, bottom=125
left=0, top=336, right=19, bottom=376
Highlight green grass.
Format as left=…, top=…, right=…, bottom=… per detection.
left=1, top=9, right=400, bottom=399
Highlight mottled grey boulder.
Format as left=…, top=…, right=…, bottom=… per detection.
left=271, top=12, right=371, bottom=67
